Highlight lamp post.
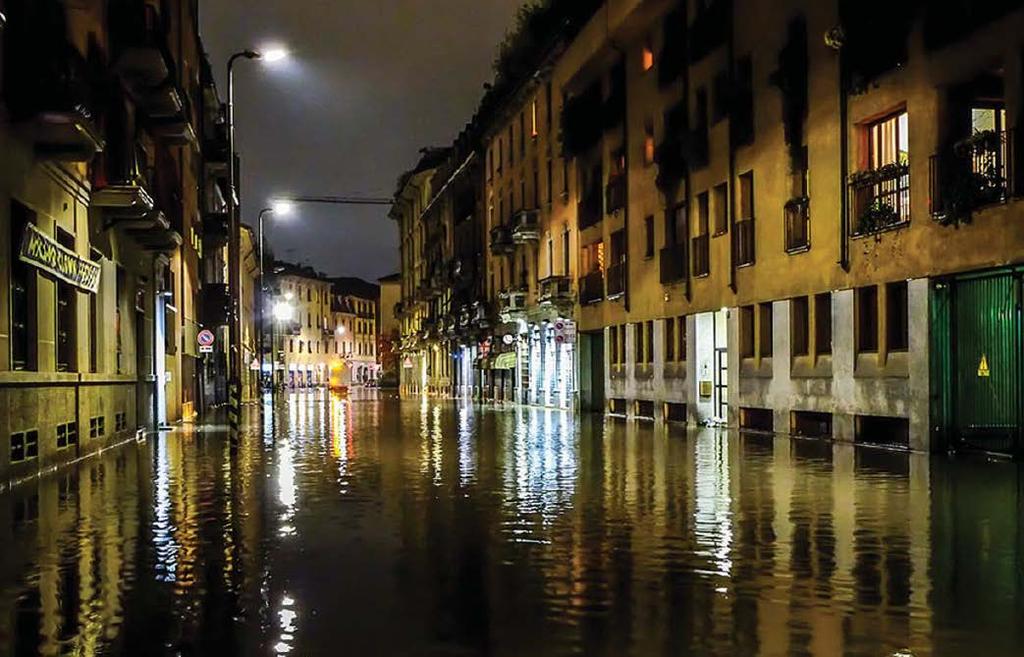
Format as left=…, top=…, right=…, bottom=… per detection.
left=256, top=202, right=294, bottom=388
left=225, top=46, right=287, bottom=429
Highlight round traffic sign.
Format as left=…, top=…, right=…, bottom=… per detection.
left=197, top=329, right=216, bottom=347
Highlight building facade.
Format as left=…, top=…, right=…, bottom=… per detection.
left=330, top=277, right=380, bottom=385
left=391, top=0, right=1024, bottom=458
left=0, top=0, right=240, bottom=481
left=274, top=265, right=335, bottom=388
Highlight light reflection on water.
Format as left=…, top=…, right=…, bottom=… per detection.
left=0, top=394, right=1022, bottom=656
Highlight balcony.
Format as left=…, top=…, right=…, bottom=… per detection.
left=579, top=271, right=604, bottom=305
left=471, top=301, right=492, bottom=329
left=490, top=225, right=515, bottom=255
left=605, top=174, right=627, bottom=214
left=931, top=129, right=1016, bottom=226
left=202, top=212, right=229, bottom=249
left=92, top=179, right=156, bottom=220
left=4, top=23, right=103, bottom=161
left=498, top=288, right=529, bottom=322
left=692, top=234, right=710, bottom=277
left=110, top=2, right=173, bottom=97
left=659, top=243, right=687, bottom=285
left=734, top=218, right=755, bottom=267
left=204, top=120, right=230, bottom=174
left=511, top=209, right=540, bottom=243
left=606, top=262, right=626, bottom=298
left=784, top=197, right=810, bottom=252
left=849, top=163, right=910, bottom=235
left=537, top=276, right=573, bottom=305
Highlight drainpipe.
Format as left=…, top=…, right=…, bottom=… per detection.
left=835, top=30, right=851, bottom=271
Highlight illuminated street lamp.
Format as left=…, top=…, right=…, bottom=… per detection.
left=226, top=44, right=289, bottom=419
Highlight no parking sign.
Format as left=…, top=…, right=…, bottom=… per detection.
left=197, top=329, right=215, bottom=354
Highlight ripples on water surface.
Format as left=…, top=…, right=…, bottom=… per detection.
left=0, top=392, right=1022, bottom=656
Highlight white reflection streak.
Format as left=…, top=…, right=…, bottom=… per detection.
left=153, top=435, right=179, bottom=582
left=278, top=436, right=297, bottom=537
left=275, top=593, right=298, bottom=655
left=694, top=433, right=733, bottom=582
left=431, top=405, right=443, bottom=487
left=458, top=405, right=474, bottom=486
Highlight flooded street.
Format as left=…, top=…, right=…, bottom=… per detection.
left=1, top=392, right=1022, bottom=656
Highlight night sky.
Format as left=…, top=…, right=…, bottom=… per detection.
left=200, top=1, right=523, bottom=281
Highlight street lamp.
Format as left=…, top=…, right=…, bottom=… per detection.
left=225, top=44, right=289, bottom=423
left=256, top=203, right=294, bottom=386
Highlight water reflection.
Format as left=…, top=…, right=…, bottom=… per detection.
left=0, top=398, right=1022, bottom=656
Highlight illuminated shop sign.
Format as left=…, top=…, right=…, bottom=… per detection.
left=19, top=223, right=101, bottom=293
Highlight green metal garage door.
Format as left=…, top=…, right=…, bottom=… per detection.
left=951, top=270, right=1022, bottom=455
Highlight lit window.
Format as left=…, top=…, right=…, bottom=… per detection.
left=642, top=42, right=654, bottom=72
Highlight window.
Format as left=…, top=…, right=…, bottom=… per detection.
left=643, top=121, right=656, bottom=165
left=634, top=322, right=645, bottom=364
left=791, top=296, right=810, bottom=357
left=645, top=321, right=654, bottom=364
left=886, top=281, right=909, bottom=352
left=666, top=203, right=686, bottom=246
left=609, top=326, right=618, bottom=365
left=531, top=100, right=538, bottom=137
left=89, top=253, right=99, bottom=373
left=10, top=430, right=39, bottom=463
left=546, top=160, right=553, bottom=204
left=11, top=201, right=37, bottom=370
left=290, top=339, right=294, bottom=353
left=562, top=228, right=570, bottom=275
left=307, top=288, right=312, bottom=302
left=854, top=111, right=910, bottom=231
left=815, top=293, right=832, bottom=355
left=520, top=111, right=526, bottom=154
left=644, top=215, right=655, bottom=258
left=57, top=421, right=78, bottom=449
left=546, top=81, right=553, bottom=131
left=759, top=303, right=773, bottom=358
left=307, top=313, right=312, bottom=328
left=738, top=172, right=754, bottom=220
left=508, top=125, right=514, bottom=165
left=712, top=182, right=728, bottom=235
left=56, top=228, right=77, bottom=372
left=740, top=305, right=755, bottom=358
left=857, top=286, right=879, bottom=353
left=642, top=40, right=654, bottom=71
left=299, top=341, right=304, bottom=353
left=712, top=69, right=730, bottom=123
left=868, top=111, right=909, bottom=169
left=697, top=192, right=710, bottom=236
left=89, top=416, right=106, bottom=439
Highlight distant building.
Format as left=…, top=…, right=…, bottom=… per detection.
left=273, top=263, right=335, bottom=388
left=329, top=277, right=381, bottom=385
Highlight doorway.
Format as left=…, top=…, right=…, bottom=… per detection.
left=932, top=269, right=1022, bottom=456
left=695, top=310, right=729, bottom=424
left=579, top=330, right=605, bottom=413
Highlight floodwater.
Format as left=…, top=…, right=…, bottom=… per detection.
left=1, top=392, right=1022, bottom=657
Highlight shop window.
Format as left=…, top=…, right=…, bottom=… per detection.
left=856, top=286, right=879, bottom=353
left=815, top=292, right=832, bottom=355
left=635, top=400, right=656, bottom=419
left=740, top=305, right=755, bottom=358
left=10, top=201, right=38, bottom=371
left=791, top=296, right=810, bottom=357
left=856, top=415, right=909, bottom=447
left=759, top=302, right=773, bottom=357
left=886, top=281, right=909, bottom=352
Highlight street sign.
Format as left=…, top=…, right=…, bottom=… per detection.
left=197, top=329, right=216, bottom=348
left=553, top=319, right=576, bottom=344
